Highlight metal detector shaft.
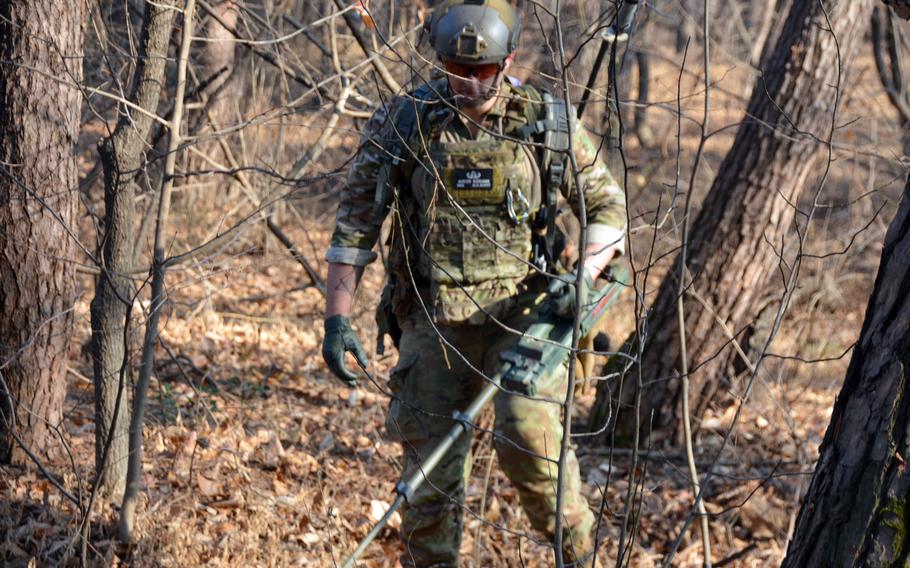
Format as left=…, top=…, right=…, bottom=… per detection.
left=342, top=267, right=629, bottom=567
left=341, top=379, right=502, bottom=568
left=342, top=494, right=404, bottom=567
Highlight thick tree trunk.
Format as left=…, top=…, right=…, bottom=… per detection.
left=781, top=176, right=910, bottom=566
left=590, top=0, right=873, bottom=444
left=0, top=0, right=83, bottom=464
left=90, top=3, right=175, bottom=498
left=743, top=0, right=795, bottom=101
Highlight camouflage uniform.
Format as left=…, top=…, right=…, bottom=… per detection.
left=327, top=80, right=626, bottom=566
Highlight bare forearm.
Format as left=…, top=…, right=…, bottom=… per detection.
left=582, top=242, right=620, bottom=279
left=326, top=262, right=364, bottom=318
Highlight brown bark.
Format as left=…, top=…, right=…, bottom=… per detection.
left=883, top=0, right=910, bottom=19
left=90, top=2, right=176, bottom=498
left=675, top=0, right=698, bottom=54
left=782, top=176, right=910, bottom=566
left=590, top=0, right=873, bottom=444
left=872, top=6, right=910, bottom=156
left=0, top=0, right=84, bottom=464
left=118, top=0, right=192, bottom=542
left=200, top=0, right=238, bottom=122
left=749, top=0, right=778, bottom=67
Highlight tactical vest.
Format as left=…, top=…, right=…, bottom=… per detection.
left=382, top=80, right=571, bottom=326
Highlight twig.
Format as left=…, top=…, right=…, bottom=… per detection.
left=331, top=0, right=402, bottom=94
left=265, top=218, right=327, bottom=297
left=472, top=438, right=497, bottom=566
left=872, top=7, right=910, bottom=124
left=662, top=1, right=851, bottom=563
left=714, top=543, right=757, bottom=567
left=65, top=366, right=92, bottom=385
left=281, top=14, right=332, bottom=57
left=196, top=0, right=332, bottom=99
left=118, top=0, right=195, bottom=543
left=672, top=0, right=713, bottom=564
left=0, top=374, right=81, bottom=508
left=551, top=1, right=591, bottom=564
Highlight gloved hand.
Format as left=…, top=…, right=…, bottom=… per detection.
left=322, top=315, right=369, bottom=386
left=547, top=271, right=596, bottom=319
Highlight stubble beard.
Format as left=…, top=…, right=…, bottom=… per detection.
left=452, top=73, right=502, bottom=109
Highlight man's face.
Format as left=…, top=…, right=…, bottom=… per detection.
left=443, top=57, right=510, bottom=108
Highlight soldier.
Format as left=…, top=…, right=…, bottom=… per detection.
left=322, top=1, right=626, bottom=565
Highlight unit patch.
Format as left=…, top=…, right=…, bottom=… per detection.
left=453, top=168, right=494, bottom=191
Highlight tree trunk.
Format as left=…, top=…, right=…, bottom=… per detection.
left=90, top=2, right=175, bottom=498
left=781, top=176, right=910, bottom=566
left=675, top=0, right=698, bottom=54
left=884, top=0, right=910, bottom=19
left=590, top=0, right=873, bottom=444
left=0, top=0, right=83, bottom=464
left=872, top=5, right=910, bottom=156
left=749, top=0, right=779, bottom=67
left=199, top=0, right=238, bottom=122
left=632, top=41, right=652, bottom=147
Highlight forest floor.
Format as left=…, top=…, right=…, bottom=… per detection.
left=0, top=191, right=882, bottom=568
left=2, top=37, right=908, bottom=568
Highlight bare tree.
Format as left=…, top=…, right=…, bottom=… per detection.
left=883, top=0, right=910, bottom=19
left=0, top=0, right=84, bottom=464
left=198, top=0, right=239, bottom=121
left=781, top=173, right=910, bottom=566
left=118, top=0, right=194, bottom=542
left=872, top=4, right=910, bottom=155
left=780, top=7, right=910, bottom=564
left=590, top=0, right=874, bottom=444
left=90, top=0, right=176, bottom=498
left=675, top=0, right=698, bottom=54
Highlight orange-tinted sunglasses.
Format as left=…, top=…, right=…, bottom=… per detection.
left=443, top=60, right=502, bottom=80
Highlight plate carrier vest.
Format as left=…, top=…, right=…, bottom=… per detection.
left=376, top=80, right=573, bottom=329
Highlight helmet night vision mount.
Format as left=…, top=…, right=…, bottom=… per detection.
left=428, top=0, right=521, bottom=65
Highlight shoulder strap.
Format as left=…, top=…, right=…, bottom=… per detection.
left=508, top=82, right=543, bottom=126
left=514, top=85, right=574, bottom=270
left=541, top=92, right=572, bottom=195
left=388, top=81, right=438, bottom=166
left=379, top=80, right=445, bottom=202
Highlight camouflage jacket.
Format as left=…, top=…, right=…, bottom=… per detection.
left=327, top=80, right=627, bottom=324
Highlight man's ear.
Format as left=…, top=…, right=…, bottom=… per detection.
left=502, top=53, right=516, bottom=71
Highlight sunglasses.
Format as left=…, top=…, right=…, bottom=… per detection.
left=442, top=60, right=502, bottom=81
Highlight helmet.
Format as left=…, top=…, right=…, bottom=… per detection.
left=428, top=0, right=521, bottom=65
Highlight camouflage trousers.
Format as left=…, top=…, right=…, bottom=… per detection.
left=385, top=298, right=595, bottom=567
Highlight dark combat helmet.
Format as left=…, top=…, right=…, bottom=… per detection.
left=428, top=0, right=521, bottom=65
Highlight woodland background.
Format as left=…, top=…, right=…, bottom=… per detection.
left=1, top=0, right=910, bottom=566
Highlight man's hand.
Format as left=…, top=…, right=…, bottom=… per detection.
left=322, top=315, right=369, bottom=386
left=546, top=271, right=595, bottom=320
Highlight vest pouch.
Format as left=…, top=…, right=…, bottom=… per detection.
left=423, top=205, right=534, bottom=324
left=457, top=207, right=532, bottom=284
left=493, top=218, right=533, bottom=279
left=433, top=279, right=519, bottom=325
left=461, top=214, right=498, bottom=282
left=424, top=209, right=465, bottom=284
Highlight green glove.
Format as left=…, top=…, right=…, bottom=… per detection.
left=322, top=315, right=369, bottom=386
left=547, top=271, right=595, bottom=320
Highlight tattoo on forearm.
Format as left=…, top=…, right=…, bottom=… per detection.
left=335, top=272, right=357, bottom=296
